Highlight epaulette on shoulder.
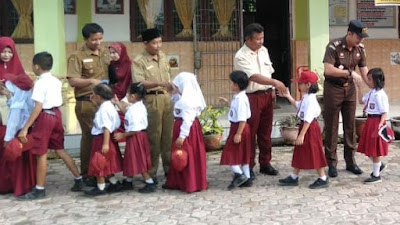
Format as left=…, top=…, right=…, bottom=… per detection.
left=333, top=40, right=341, bottom=47
left=359, top=43, right=365, bottom=48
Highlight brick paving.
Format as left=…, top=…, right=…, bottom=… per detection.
left=1, top=143, right=400, bottom=224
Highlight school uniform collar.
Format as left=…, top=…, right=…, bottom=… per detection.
left=82, top=44, right=106, bottom=57
left=143, top=50, right=165, bottom=62
left=233, top=90, right=246, bottom=99
left=39, top=71, right=52, bottom=79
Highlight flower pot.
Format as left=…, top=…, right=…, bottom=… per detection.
left=280, top=127, right=299, bottom=145
left=203, top=134, right=223, bottom=151
left=355, top=116, right=367, bottom=138
left=390, top=117, right=400, bottom=140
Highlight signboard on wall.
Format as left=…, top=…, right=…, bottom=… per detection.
left=357, top=0, right=396, bottom=27
left=329, top=0, right=349, bottom=26
left=375, top=0, right=400, bottom=6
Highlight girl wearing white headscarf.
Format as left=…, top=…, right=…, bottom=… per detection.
left=163, top=72, right=208, bottom=193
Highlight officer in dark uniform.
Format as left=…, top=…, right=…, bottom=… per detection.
left=322, top=20, right=371, bottom=177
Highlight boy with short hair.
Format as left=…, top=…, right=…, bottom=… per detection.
left=18, top=52, right=82, bottom=200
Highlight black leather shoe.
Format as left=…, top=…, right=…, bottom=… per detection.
left=227, top=173, right=248, bottom=190
left=84, top=187, right=107, bottom=196
left=18, top=187, right=46, bottom=200
left=240, top=179, right=253, bottom=188
left=260, top=165, right=279, bottom=176
left=370, top=163, right=386, bottom=177
left=309, top=178, right=329, bottom=189
left=346, top=164, right=363, bottom=175
left=138, top=183, right=157, bottom=193
left=328, top=166, right=338, bottom=177
left=278, top=176, right=299, bottom=186
left=250, top=169, right=255, bottom=181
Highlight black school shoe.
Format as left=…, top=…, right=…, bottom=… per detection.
left=260, top=165, right=279, bottom=176
left=364, top=175, right=382, bottom=184
left=370, top=163, right=386, bottom=177
left=227, top=173, right=248, bottom=190
left=71, top=178, right=83, bottom=192
left=106, top=181, right=123, bottom=193
left=328, top=166, right=338, bottom=178
left=346, top=164, right=363, bottom=175
left=84, top=177, right=97, bottom=187
left=239, top=179, right=253, bottom=188
left=309, top=178, right=329, bottom=189
left=138, top=183, right=157, bottom=193
left=84, top=187, right=107, bottom=196
left=250, top=170, right=255, bottom=181
left=122, top=180, right=134, bottom=190
left=18, top=187, right=46, bottom=200
left=278, top=176, right=299, bottom=186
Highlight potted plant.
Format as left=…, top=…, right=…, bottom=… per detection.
left=275, top=114, right=300, bottom=145
left=199, top=106, right=228, bottom=151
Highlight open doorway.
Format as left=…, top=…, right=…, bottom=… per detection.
left=243, top=0, right=291, bottom=87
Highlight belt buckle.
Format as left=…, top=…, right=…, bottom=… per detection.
left=343, top=82, right=349, bottom=87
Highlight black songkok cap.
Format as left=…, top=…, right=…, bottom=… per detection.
left=141, top=28, right=161, bottom=42
left=348, top=20, right=369, bottom=38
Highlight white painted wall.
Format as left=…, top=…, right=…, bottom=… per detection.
left=63, top=0, right=130, bottom=43
left=329, top=1, right=398, bottom=39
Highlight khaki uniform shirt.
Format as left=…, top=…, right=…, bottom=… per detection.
left=234, top=44, right=274, bottom=93
left=132, top=50, right=170, bottom=92
left=323, top=36, right=367, bottom=83
left=67, top=45, right=109, bottom=97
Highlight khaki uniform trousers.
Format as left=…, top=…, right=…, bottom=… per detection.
left=75, top=100, right=97, bottom=175
left=323, top=80, right=357, bottom=167
left=145, top=93, right=174, bottom=177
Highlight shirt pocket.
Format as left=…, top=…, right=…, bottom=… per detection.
left=262, top=60, right=274, bottom=75
left=83, top=62, right=95, bottom=75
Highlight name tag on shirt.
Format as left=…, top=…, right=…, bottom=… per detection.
left=83, top=58, right=93, bottom=63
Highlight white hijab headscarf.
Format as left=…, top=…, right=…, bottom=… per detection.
left=172, top=72, right=206, bottom=111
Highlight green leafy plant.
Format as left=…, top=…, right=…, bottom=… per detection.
left=275, top=114, right=300, bottom=128
left=199, top=106, right=228, bottom=135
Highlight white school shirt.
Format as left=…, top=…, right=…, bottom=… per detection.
left=362, top=88, right=389, bottom=115
left=124, top=100, right=148, bottom=132
left=4, top=81, right=34, bottom=141
left=228, top=91, right=251, bottom=122
left=295, top=93, right=321, bottom=123
left=31, top=72, right=62, bottom=109
left=234, top=44, right=275, bottom=93
left=172, top=93, right=202, bottom=138
left=91, top=100, right=121, bottom=135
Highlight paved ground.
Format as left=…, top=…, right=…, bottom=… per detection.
left=1, top=143, right=400, bottom=225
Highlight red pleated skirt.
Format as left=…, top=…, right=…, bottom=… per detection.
left=116, top=111, right=126, bottom=143
left=165, top=119, right=208, bottom=193
left=123, top=131, right=152, bottom=176
left=220, top=122, right=251, bottom=165
left=0, top=125, right=36, bottom=196
left=357, top=117, right=388, bottom=157
left=292, top=120, right=327, bottom=169
left=88, top=135, right=123, bottom=177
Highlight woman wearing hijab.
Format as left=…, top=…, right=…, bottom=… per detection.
left=163, top=72, right=208, bottom=193
left=0, top=36, right=36, bottom=196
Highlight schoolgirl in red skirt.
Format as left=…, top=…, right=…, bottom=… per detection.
left=85, top=84, right=123, bottom=196
left=219, top=71, right=252, bottom=189
left=163, top=72, right=208, bottom=193
left=113, top=83, right=155, bottom=193
left=278, top=71, right=328, bottom=189
left=356, top=68, right=389, bottom=184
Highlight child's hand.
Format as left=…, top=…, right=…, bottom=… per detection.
left=378, top=122, right=384, bottom=130
left=17, top=129, right=28, bottom=144
left=176, top=137, right=185, bottom=148
left=111, top=94, right=120, bottom=105
left=102, top=144, right=109, bottom=154
left=233, top=134, right=241, bottom=144
left=277, top=87, right=291, bottom=98
left=113, top=132, right=125, bottom=141
left=218, top=97, right=229, bottom=106
left=295, top=134, right=304, bottom=146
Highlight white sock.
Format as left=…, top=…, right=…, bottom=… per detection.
left=145, top=178, right=154, bottom=184
left=124, top=177, right=133, bottom=182
left=231, top=165, right=243, bottom=174
left=373, top=162, right=381, bottom=177
left=97, top=183, right=106, bottom=190
left=75, top=176, right=82, bottom=180
left=290, top=173, right=298, bottom=179
left=109, top=176, right=118, bottom=184
left=242, top=165, right=250, bottom=178
left=320, top=175, right=327, bottom=181
left=35, top=185, right=45, bottom=190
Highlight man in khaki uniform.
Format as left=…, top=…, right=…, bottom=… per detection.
left=323, top=20, right=371, bottom=178
left=67, top=23, right=109, bottom=180
left=133, top=28, right=173, bottom=181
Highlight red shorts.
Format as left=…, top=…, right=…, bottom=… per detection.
left=30, top=108, right=64, bottom=156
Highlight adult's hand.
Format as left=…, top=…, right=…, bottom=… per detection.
left=352, top=71, right=362, bottom=86
left=273, top=79, right=286, bottom=95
